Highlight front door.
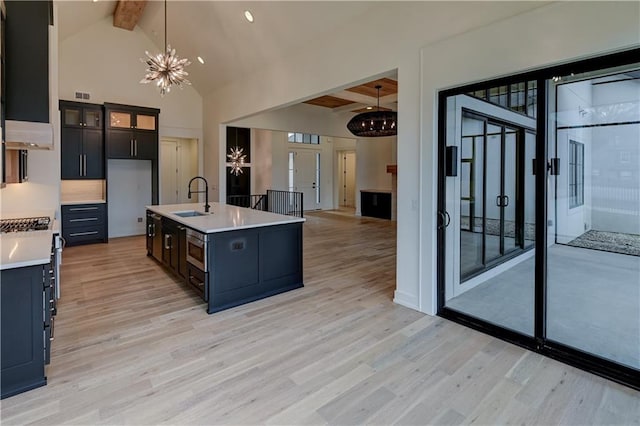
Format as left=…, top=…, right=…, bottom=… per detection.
left=290, top=150, right=321, bottom=211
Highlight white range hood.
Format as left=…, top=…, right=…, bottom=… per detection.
left=5, top=120, right=54, bottom=150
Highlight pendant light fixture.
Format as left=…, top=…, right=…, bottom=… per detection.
left=227, top=146, right=247, bottom=176
left=347, top=85, right=397, bottom=137
left=140, top=0, right=191, bottom=96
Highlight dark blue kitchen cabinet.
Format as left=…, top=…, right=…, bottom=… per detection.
left=1, top=264, right=51, bottom=399
left=5, top=0, right=50, bottom=123
left=61, top=203, right=107, bottom=246
left=60, top=101, right=105, bottom=180
left=104, top=103, right=160, bottom=204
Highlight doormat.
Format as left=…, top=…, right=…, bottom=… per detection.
left=567, top=230, right=640, bottom=257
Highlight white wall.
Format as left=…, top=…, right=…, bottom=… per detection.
left=355, top=137, right=394, bottom=215
left=555, top=80, right=593, bottom=243
left=234, top=107, right=392, bottom=213
left=58, top=17, right=204, bottom=236
left=251, top=129, right=273, bottom=195
left=252, top=131, right=336, bottom=211
left=591, top=78, right=640, bottom=234
left=200, top=1, right=639, bottom=316
left=107, top=159, right=151, bottom=238
left=58, top=17, right=202, bottom=136
left=333, top=137, right=357, bottom=209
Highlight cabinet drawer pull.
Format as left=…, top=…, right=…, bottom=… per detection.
left=69, top=217, right=98, bottom=223
left=189, top=275, right=204, bottom=287
left=69, top=207, right=98, bottom=211
left=69, top=231, right=99, bottom=237
left=50, top=316, right=55, bottom=341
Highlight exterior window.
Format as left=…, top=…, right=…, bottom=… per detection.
left=288, top=152, right=295, bottom=192
left=467, top=81, right=536, bottom=118
left=569, top=140, right=584, bottom=208
left=287, top=132, right=321, bottom=145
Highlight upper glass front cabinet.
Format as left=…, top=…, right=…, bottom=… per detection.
left=109, top=111, right=156, bottom=131
left=62, top=106, right=102, bottom=128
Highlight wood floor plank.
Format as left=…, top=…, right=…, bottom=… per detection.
left=1, top=211, right=638, bottom=425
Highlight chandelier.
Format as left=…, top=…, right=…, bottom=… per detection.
left=140, top=0, right=190, bottom=96
left=227, top=147, right=247, bottom=176
left=346, top=85, right=397, bottom=137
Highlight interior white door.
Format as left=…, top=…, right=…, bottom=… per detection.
left=292, top=149, right=321, bottom=211
left=160, top=141, right=179, bottom=204
left=340, top=151, right=356, bottom=207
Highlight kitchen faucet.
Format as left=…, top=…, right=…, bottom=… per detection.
left=187, top=176, right=211, bottom=213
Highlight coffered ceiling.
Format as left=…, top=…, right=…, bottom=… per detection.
left=303, top=77, right=398, bottom=113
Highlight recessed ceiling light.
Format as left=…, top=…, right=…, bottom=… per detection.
left=197, top=56, right=205, bottom=64
left=366, top=106, right=373, bottom=110
left=92, top=0, right=98, bottom=2
left=244, top=10, right=254, bottom=23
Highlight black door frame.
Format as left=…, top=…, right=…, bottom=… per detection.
left=436, top=47, right=640, bottom=390
left=459, top=110, right=530, bottom=281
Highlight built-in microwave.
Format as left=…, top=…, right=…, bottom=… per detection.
left=186, top=228, right=207, bottom=272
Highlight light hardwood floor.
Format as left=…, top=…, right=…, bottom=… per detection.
left=1, top=212, right=639, bottom=425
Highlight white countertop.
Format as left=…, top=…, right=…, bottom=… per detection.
left=146, top=202, right=305, bottom=233
left=61, top=200, right=106, bottom=205
left=0, top=210, right=58, bottom=270
left=0, top=230, right=54, bottom=270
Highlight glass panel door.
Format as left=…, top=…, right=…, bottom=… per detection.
left=443, top=94, right=537, bottom=336
left=485, top=122, right=503, bottom=263
left=503, top=125, right=518, bottom=253
left=546, top=65, right=640, bottom=371
left=460, top=114, right=485, bottom=277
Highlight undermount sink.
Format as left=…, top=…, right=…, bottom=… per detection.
left=172, top=210, right=207, bottom=218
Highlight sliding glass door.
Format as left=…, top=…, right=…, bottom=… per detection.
left=546, top=64, right=640, bottom=371
left=437, top=50, right=640, bottom=389
left=443, top=94, right=536, bottom=336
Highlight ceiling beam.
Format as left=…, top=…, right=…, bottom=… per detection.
left=331, top=90, right=398, bottom=106
left=331, top=101, right=397, bottom=114
left=113, top=0, right=147, bottom=31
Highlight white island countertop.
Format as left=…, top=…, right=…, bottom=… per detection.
left=0, top=210, right=59, bottom=270
left=146, top=202, right=305, bottom=233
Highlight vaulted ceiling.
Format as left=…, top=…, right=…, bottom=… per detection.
left=57, top=1, right=385, bottom=96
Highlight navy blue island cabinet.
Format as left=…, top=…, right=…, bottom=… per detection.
left=145, top=203, right=304, bottom=314
left=207, top=222, right=303, bottom=314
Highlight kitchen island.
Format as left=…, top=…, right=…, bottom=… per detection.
left=145, top=203, right=305, bottom=314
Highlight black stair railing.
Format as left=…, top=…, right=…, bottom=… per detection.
left=227, top=190, right=303, bottom=218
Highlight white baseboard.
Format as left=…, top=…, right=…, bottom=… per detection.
left=393, top=290, right=420, bottom=312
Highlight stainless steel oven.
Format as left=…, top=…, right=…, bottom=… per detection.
left=186, top=228, right=207, bottom=272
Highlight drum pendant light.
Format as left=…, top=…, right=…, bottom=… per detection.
left=347, top=85, right=397, bottom=137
